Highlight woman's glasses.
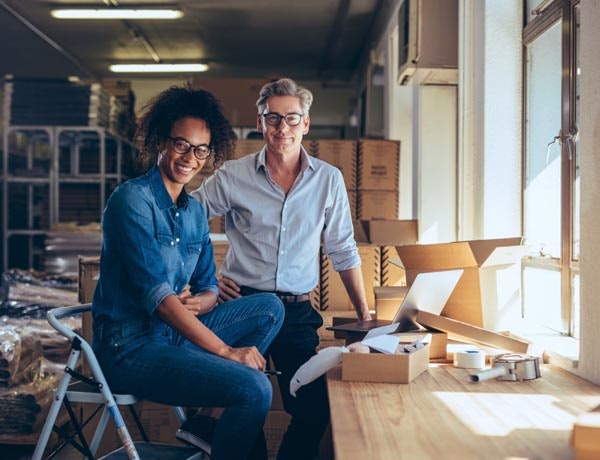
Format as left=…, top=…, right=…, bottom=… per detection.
left=168, top=136, right=213, bottom=160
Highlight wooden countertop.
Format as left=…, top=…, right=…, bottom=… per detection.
left=326, top=363, right=600, bottom=460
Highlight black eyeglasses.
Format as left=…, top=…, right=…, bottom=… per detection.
left=168, top=136, right=213, bottom=160
left=262, top=112, right=304, bottom=127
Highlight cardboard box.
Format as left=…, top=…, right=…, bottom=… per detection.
left=356, top=139, right=400, bottom=191
left=76, top=400, right=181, bottom=457
left=356, top=190, right=399, bottom=220
left=78, top=256, right=100, bottom=358
left=395, top=237, right=525, bottom=328
left=395, top=330, right=447, bottom=360
left=374, top=285, right=408, bottom=321
left=211, top=235, right=229, bottom=274
left=342, top=344, right=429, bottom=383
left=233, top=139, right=265, bottom=159
left=381, top=245, right=406, bottom=286
left=317, top=244, right=380, bottom=311
left=346, top=190, right=357, bottom=221
left=353, top=219, right=418, bottom=246
left=311, top=139, right=357, bottom=190
left=264, top=410, right=292, bottom=460
left=572, top=406, right=600, bottom=460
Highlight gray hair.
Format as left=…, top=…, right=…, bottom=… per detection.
left=256, top=78, right=313, bottom=115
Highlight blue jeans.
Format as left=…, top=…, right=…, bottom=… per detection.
left=93, top=293, right=284, bottom=460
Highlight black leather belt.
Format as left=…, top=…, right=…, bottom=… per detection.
left=240, top=286, right=311, bottom=304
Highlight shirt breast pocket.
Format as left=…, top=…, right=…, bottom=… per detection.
left=156, top=233, right=176, bottom=247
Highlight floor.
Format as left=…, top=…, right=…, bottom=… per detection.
left=0, top=441, right=88, bottom=460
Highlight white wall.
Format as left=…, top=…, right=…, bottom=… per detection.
left=577, top=0, right=600, bottom=384
left=458, top=0, right=522, bottom=240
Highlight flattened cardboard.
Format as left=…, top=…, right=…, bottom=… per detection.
left=416, top=310, right=532, bottom=354
left=395, top=237, right=524, bottom=327
left=342, top=343, right=429, bottom=383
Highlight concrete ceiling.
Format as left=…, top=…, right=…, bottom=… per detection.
left=0, top=0, right=393, bottom=84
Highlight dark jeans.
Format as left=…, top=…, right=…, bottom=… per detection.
left=242, top=288, right=329, bottom=460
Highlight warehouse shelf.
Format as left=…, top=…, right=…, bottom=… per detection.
left=1, top=124, right=135, bottom=272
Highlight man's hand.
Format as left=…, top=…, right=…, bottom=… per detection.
left=358, top=310, right=373, bottom=321
left=177, top=289, right=218, bottom=316
left=218, top=277, right=241, bottom=303
left=219, top=345, right=266, bottom=370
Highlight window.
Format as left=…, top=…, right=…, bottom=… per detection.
left=522, top=0, right=580, bottom=339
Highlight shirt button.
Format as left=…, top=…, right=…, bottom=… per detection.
left=176, top=238, right=180, bottom=242
left=280, top=251, right=285, bottom=255
left=175, top=212, right=179, bottom=217
left=282, top=227, right=286, bottom=232
left=170, top=241, right=175, bottom=246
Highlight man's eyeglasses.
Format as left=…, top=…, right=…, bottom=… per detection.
left=262, top=112, right=304, bottom=127
left=168, top=136, right=213, bottom=160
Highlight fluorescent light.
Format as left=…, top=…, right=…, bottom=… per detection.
left=109, top=64, right=209, bottom=73
left=51, top=9, right=184, bottom=20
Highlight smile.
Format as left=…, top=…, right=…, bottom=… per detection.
left=175, top=163, right=194, bottom=173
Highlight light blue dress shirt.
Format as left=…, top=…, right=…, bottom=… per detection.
left=192, top=146, right=360, bottom=294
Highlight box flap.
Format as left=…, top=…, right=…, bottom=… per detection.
left=395, top=241, right=479, bottom=269
left=352, top=220, right=369, bottom=243
left=395, top=237, right=524, bottom=270
left=481, top=243, right=530, bottom=268
left=466, top=237, right=523, bottom=266
left=374, top=286, right=408, bottom=299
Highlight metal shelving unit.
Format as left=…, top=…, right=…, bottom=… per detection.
left=1, top=125, right=135, bottom=272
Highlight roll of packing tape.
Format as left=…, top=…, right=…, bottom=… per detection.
left=454, top=349, right=486, bottom=369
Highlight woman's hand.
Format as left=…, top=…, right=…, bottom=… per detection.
left=177, top=288, right=217, bottom=316
left=219, top=345, right=266, bottom=370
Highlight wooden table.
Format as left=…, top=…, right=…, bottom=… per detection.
left=326, top=363, right=600, bottom=459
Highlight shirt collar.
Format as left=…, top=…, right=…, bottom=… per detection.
left=147, top=165, right=190, bottom=210
left=256, top=144, right=315, bottom=173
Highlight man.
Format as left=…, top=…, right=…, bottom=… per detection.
left=192, top=77, right=371, bottom=460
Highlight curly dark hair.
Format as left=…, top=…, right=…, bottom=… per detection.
left=135, top=83, right=237, bottom=172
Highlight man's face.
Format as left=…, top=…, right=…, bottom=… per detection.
left=257, top=95, right=310, bottom=156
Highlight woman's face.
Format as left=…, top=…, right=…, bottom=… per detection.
left=157, top=116, right=211, bottom=189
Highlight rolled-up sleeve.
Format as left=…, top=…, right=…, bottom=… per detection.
left=322, top=169, right=361, bottom=272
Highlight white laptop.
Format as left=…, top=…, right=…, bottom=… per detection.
left=327, top=269, right=464, bottom=336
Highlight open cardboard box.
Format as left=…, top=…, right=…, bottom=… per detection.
left=342, top=343, right=430, bottom=384
left=394, top=237, right=529, bottom=329
left=353, top=219, right=418, bottom=246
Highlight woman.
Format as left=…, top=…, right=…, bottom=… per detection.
left=91, top=85, right=284, bottom=460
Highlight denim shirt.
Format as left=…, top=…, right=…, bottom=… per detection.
left=92, top=165, right=218, bottom=324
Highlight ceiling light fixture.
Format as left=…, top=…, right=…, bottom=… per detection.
left=109, top=63, right=209, bottom=73
left=51, top=9, right=184, bottom=20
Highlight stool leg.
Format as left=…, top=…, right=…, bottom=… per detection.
left=32, top=348, right=80, bottom=460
